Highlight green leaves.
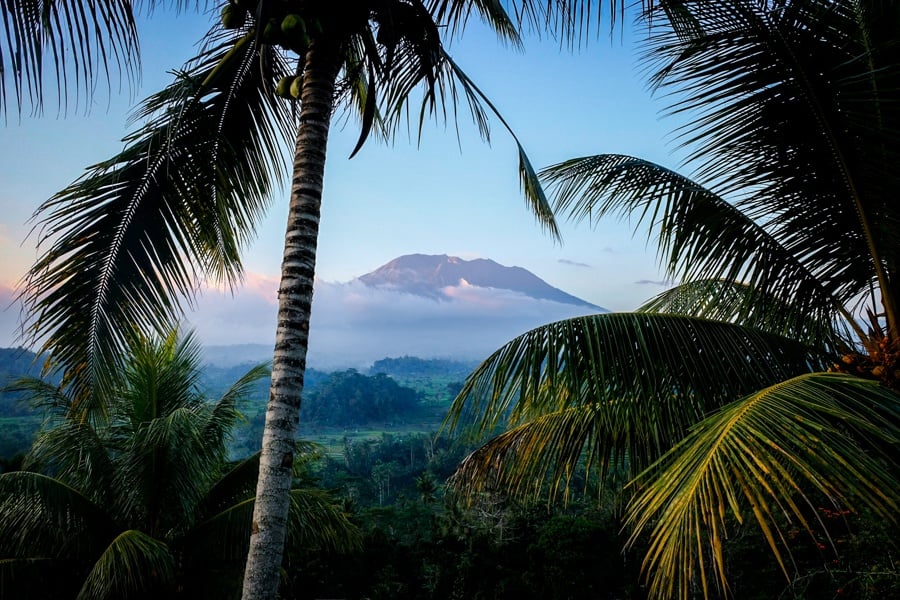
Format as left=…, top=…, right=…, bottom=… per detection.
left=0, top=328, right=355, bottom=597
left=78, top=530, right=176, bottom=599
left=641, top=0, right=900, bottom=333
left=626, top=372, right=900, bottom=600
left=0, top=0, right=139, bottom=116
left=20, top=26, right=295, bottom=407
left=446, top=313, right=828, bottom=502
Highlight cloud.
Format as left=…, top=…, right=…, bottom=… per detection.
left=557, top=259, right=592, bottom=268
left=634, top=279, right=675, bottom=286
left=2, top=271, right=602, bottom=370
left=185, top=275, right=599, bottom=368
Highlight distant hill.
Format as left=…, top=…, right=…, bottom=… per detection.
left=370, top=356, right=480, bottom=380
left=359, top=254, right=604, bottom=310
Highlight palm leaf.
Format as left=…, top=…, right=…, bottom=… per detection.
left=201, top=361, right=269, bottom=455
left=77, top=529, right=175, bottom=600
left=0, top=471, right=117, bottom=559
left=0, top=0, right=138, bottom=115
left=448, top=404, right=621, bottom=503
left=26, top=419, right=116, bottom=504
left=642, top=0, right=900, bottom=331
left=542, top=154, right=864, bottom=343
left=637, top=279, right=852, bottom=353
left=424, top=48, right=560, bottom=238
left=445, top=313, right=829, bottom=500
left=20, top=25, right=295, bottom=407
left=195, top=441, right=321, bottom=520
left=114, top=404, right=213, bottom=533
left=186, top=487, right=359, bottom=564
left=625, top=372, right=900, bottom=600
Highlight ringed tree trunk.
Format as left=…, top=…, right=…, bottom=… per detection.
left=241, top=39, right=343, bottom=600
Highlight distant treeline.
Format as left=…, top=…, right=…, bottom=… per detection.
left=0, top=347, right=475, bottom=461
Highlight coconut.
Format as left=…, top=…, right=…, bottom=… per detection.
left=290, top=76, right=303, bottom=99
left=281, top=13, right=305, bottom=37
left=221, top=4, right=246, bottom=30
left=276, top=76, right=294, bottom=99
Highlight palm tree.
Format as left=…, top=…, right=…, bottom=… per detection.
left=17, top=1, right=620, bottom=597
left=445, top=1, right=900, bottom=598
left=0, top=328, right=358, bottom=599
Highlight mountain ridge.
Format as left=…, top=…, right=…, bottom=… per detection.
left=358, top=253, right=603, bottom=310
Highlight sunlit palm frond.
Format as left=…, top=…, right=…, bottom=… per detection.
left=77, top=529, right=175, bottom=599
left=445, top=314, right=830, bottom=501
left=20, top=26, right=295, bottom=407
left=626, top=372, right=900, bottom=600
left=637, top=279, right=853, bottom=353
left=446, top=312, right=827, bottom=438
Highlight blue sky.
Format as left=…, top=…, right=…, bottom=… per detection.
left=0, top=4, right=690, bottom=357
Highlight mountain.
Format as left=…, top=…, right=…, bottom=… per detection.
left=189, top=254, right=607, bottom=368
left=358, top=254, right=604, bottom=310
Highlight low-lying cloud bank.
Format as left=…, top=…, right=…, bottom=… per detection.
left=188, top=276, right=602, bottom=369
left=1, top=275, right=604, bottom=370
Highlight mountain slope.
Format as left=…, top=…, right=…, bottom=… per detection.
left=358, top=254, right=604, bottom=310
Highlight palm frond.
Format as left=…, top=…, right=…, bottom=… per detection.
left=202, top=361, right=268, bottom=452
left=26, top=419, right=116, bottom=503
left=0, top=471, right=117, bottom=559
left=426, top=49, right=560, bottom=238
left=542, top=154, right=863, bottom=342
left=642, top=0, right=900, bottom=331
left=4, top=375, right=74, bottom=423
left=637, top=279, right=852, bottom=352
left=20, top=25, right=295, bottom=406
left=196, top=441, right=319, bottom=520
left=186, top=487, right=359, bottom=565
left=0, top=0, right=139, bottom=116
left=625, top=372, right=900, bottom=600
left=114, top=404, right=213, bottom=533
left=77, top=529, right=175, bottom=599
left=448, top=404, right=623, bottom=503
left=427, top=0, right=522, bottom=47
left=445, top=313, right=829, bottom=500
left=285, top=488, right=361, bottom=554
left=429, top=0, right=633, bottom=44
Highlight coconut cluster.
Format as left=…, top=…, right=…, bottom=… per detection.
left=221, top=0, right=322, bottom=98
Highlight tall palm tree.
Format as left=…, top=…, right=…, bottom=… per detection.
left=446, top=1, right=900, bottom=598
left=17, top=1, right=618, bottom=597
left=0, top=328, right=358, bottom=599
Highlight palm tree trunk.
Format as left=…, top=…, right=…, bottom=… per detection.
left=241, top=40, right=342, bottom=600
